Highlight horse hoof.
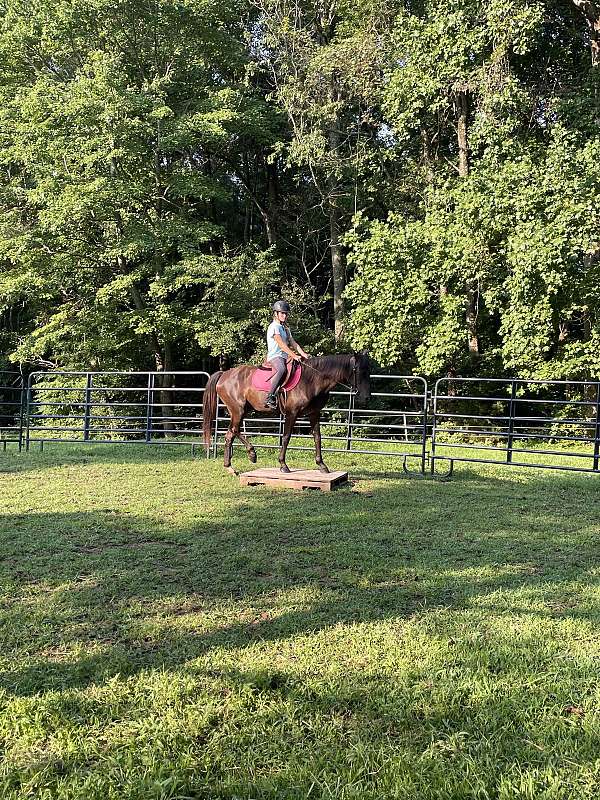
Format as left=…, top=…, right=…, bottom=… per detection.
left=226, top=466, right=238, bottom=477
left=280, top=465, right=291, bottom=474
left=318, top=464, right=330, bottom=474
left=249, top=450, right=257, bottom=463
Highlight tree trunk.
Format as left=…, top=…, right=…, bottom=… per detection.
left=328, top=184, right=345, bottom=341
left=328, top=80, right=345, bottom=341
left=239, top=153, right=277, bottom=246
left=263, top=209, right=277, bottom=247
left=126, top=271, right=175, bottom=436
left=572, top=1, right=600, bottom=66
left=154, top=342, right=176, bottom=437
left=422, top=123, right=449, bottom=302
left=456, top=89, right=480, bottom=357
left=265, top=160, right=279, bottom=247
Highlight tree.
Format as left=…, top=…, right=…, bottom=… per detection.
left=345, top=0, right=600, bottom=380
left=572, top=1, right=600, bottom=66
left=0, top=0, right=280, bottom=384
left=251, top=0, right=394, bottom=340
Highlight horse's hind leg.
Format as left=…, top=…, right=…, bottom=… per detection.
left=278, top=412, right=297, bottom=473
left=223, top=406, right=245, bottom=476
left=223, top=424, right=237, bottom=475
left=236, top=423, right=257, bottom=464
left=223, top=406, right=257, bottom=474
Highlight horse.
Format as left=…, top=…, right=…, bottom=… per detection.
left=202, top=352, right=371, bottom=475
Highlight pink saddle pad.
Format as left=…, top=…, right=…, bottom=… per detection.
left=251, top=363, right=302, bottom=392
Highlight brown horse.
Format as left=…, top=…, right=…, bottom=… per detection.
left=202, top=352, right=371, bottom=474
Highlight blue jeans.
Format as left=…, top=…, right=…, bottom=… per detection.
left=268, top=356, right=287, bottom=393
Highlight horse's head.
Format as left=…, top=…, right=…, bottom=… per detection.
left=352, top=350, right=371, bottom=406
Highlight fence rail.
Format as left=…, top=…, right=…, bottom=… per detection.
left=3, top=369, right=600, bottom=478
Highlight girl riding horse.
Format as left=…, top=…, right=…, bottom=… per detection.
left=265, top=300, right=311, bottom=409
left=202, top=307, right=371, bottom=474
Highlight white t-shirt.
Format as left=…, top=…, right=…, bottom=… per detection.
left=267, top=321, right=290, bottom=361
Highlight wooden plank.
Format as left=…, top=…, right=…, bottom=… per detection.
left=239, top=467, right=348, bottom=492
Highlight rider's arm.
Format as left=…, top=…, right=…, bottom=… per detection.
left=273, top=333, right=300, bottom=360
left=289, top=336, right=310, bottom=359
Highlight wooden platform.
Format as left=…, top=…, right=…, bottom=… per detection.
left=239, top=467, right=349, bottom=492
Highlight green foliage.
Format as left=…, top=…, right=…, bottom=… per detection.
left=345, top=0, right=600, bottom=380
left=0, top=0, right=282, bottom=369
left=0, top=0, right=598, bottom=379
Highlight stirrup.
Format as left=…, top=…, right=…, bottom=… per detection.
left=265, top=393, right=278, bottom=409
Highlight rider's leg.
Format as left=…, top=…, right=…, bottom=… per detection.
left=266, top=356, right=286, bottom=408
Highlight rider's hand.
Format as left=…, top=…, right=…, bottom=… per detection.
left=293, top=353, right=302, bottom=362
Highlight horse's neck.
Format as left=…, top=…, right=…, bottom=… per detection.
left=334, top=357, right=353, bottom=385
left=314, top=357, right=351, bottom=391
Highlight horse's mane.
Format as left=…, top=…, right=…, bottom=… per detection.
left=303, top=354, right=354, bottom=390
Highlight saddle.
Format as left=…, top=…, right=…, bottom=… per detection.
left=257, top=357, right=297, bottom=380
left=251, top=358, right=302, bottom=392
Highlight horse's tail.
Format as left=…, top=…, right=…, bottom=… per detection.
left=202, top=371, right=223, bottom=451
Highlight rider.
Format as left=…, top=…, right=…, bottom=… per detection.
left=265, top=300, right=310, bottom=409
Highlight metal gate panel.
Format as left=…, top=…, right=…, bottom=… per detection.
left=14, top=368, right=600, bottom=477
left=0, top=371, right=24, bottom=450
left=25, top=371, right=210, bottom=449
left=431, top=377, right=600, bottom=476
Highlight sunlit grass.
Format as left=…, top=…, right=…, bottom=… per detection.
left=1, top=443, right=599, bottom=799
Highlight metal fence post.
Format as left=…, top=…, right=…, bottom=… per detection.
left=420, top=383, right=429, bottom=473
left=25, top=374, right=34, bottom=452
left=593, top=382, right=600, bottom=472
left=346, top=390, right=355, bottom=450
left=429, top=381, right=439, bottom=473
left=145, top=373, right=155, bottom=443
left=83, top=373, right=93, bottom=441
left=18, top=376, right=25, bottom=452
left=506, top=380, right=517, bottom=463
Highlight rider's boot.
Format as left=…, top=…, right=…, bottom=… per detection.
left=265, top=391, right=278, bottom=409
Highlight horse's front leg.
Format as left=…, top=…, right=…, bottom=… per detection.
left=278, top=413, right=297, bottom=473
left=308, top=410, right=329, bottom=473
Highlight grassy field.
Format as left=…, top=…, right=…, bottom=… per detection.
left=1, top=443, right=599, bottom=800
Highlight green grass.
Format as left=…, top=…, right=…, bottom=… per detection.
left=1, top=443, right=599, bottom=799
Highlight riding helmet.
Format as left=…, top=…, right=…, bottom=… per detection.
left=273, top=300, right=291, bottom=314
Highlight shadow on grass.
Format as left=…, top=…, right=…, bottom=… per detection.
left=2, top=452, right=600, bottom=798
left=1, top=459, right=598, bottom=697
